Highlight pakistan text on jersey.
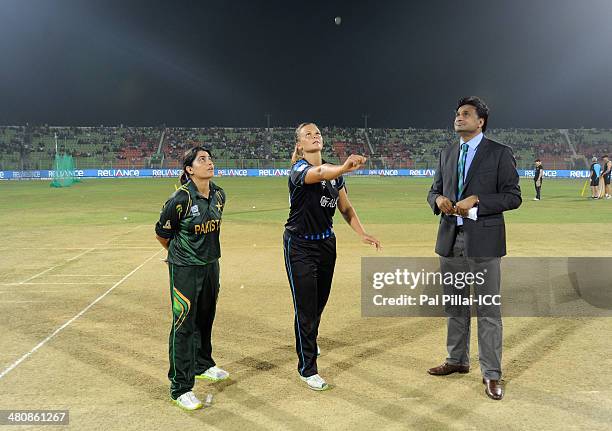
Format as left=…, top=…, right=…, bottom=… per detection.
left=194, top=219, right=221, bottom=234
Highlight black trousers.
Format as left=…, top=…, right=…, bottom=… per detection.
left=283, top=230, right=336, bottom=377
left=534, top=181, right=541, bottom=199
left=168, top=261, right=219, bottom=399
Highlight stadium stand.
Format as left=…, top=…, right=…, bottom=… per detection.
left=1, top=125, right=610, bottom=171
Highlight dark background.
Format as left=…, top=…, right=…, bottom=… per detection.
left=1, top=0, right=611, bottom=128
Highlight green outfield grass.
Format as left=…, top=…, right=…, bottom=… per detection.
left=1, top=177, right=610, bottom=228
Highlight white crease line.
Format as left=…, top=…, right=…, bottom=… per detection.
left=0, top=282, right=115, bottom=286
left=15, top=225, right=150, bottom=284
left=90, top=247, right=155, bottom=251
left=99, top=225, right=148, bottom=246
left=0, top=301, right=44, bottom=303
left=0, top=291, right=59, bottom=293
left=0, top=248, right=164, bottom=381
left=100, top=225, right=149, bottom=244
left=1, top=247, right=159, bottom=251
left=87, top=248, right=159, bottom=252
left=102, top=244, right=156, bottom=247
left=47, top=274, right=122, bottom=277
left=1, top=248, right=91, bottom=251
left=18, top=248, right=96, bottom=284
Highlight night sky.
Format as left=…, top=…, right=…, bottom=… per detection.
left=1, top=0, right=611, bottom=128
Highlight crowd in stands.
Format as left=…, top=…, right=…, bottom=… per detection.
left=1, top=125, right=610, bottom=171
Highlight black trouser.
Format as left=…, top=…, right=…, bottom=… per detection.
left=283, top=230, right=336, bottom=377
left=534, top=180, right=541, bottom=199
left=168, top=261, right=219, bottom=399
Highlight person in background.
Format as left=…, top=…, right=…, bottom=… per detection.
left=533, top=159, right=543, bottom=201
left=589, top=156, right=601, bottom=199
left=600, top=154, right=611, bottom=199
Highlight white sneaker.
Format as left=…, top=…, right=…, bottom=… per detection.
left=317, top=345, right=321, bottom=356
left=196, top=366, right=230, bottom=381
left=174, top=391, right=203, bottom=410
left=300, top=374, right=330, bottom=391
left=533, top=198, right=540, bottom=201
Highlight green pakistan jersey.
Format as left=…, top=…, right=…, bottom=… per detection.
left=155, top=180, right=225, bottom=266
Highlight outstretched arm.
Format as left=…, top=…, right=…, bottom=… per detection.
left=304, top=155, right=366, bottom=184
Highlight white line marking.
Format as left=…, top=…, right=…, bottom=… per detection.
left=0, top=248, right=163, bottom=381
left=0, top=282, right=115, bottom=286
left=14, top=225, right=150, bottom=284
left=105, top=243, right=156, bottom=246
left=99, top=225, right=148, bottom=244
left=18, top=248, right=96, bottom=284
left=0, top=248, right=91, bottom=251
left=0, top=291, right=58, bottom=293
left=47, top=274, right=122, bottom=277
left=0, top=247, right=158, bottom=251
left=0, top=301, right=44, bottom=303
left=98, top=226, right=147, bottom=246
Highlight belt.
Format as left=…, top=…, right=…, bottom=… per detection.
left=296, top=228, right=334, bottom=241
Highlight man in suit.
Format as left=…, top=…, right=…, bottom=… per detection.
left=426, top=96, right=521, bottom=400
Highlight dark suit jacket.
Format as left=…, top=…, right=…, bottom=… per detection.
left=427, top=137, right=522, bottom=257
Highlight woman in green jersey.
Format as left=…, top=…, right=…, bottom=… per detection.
left=155, top=146, right=228, bottom=411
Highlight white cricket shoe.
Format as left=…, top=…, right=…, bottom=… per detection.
left=196, top=366, right=230, bottom=381
left=300, top=373, right=330, bottom=391
left=174, top=391, right=203, bottom=410
left=533, top=198, right=540, bottom=201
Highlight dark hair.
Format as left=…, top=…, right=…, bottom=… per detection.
left=457, top=96, right=489, bottom=132
left=535, top=158, right=541, bottom=162
left=180, top=146, right=213, bottom=185
left=604, top=154, right=609, bottom=158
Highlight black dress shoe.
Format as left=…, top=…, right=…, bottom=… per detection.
left=483, top=378, right=504, bottom=400
left=427, top=362, right=470, bottom=376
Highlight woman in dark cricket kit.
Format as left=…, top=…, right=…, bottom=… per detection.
left=155, top=147, right=229, bottom=410
left=283, top=122, right=381, bottom=391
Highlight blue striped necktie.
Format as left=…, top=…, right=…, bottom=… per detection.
left=457, top=143, right=469, bottom=199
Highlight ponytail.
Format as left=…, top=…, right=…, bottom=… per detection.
left=292, top=122, right=314, bottom=164
left=180, top=171, right=189, bottom=185
left=291, top=144, right=303, bottom=164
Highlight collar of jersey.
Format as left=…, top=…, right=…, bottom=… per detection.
left=296, top=158, right=328, bottom=167
left=187, top=180, right=217, bottom=199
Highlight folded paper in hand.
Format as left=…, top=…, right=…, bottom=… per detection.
left=453, top=207, right=478, bottom=221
